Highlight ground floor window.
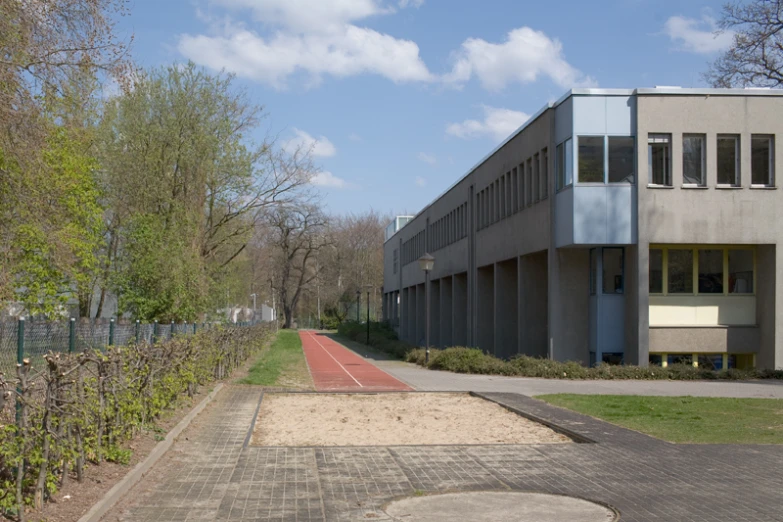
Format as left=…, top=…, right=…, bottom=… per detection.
left=649, top=353, right=755, bottom=370
left=649, top=246, right=755, bottom=295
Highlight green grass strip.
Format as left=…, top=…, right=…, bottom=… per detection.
left=538, top=394, right=783, bottom=444
left=238, top=330, right=306, bottom=387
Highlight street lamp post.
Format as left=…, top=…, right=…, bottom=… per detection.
left=356, top=289, right=361, bottom=323
left=418, top=253, right=435, bottom=364
left=366, top=287, right=372, bottom=345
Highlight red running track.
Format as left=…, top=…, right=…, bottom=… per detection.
left=299, top=331, right=413, bottom=392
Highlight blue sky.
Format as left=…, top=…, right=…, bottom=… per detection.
left=117, top=0, right=733, bottom=216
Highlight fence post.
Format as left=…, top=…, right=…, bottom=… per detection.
left=135, top=320, right=140, bottom=344
left=171, top=320, right=175, bottom=340
left=109, top=318, right=115, bottom=346
left=69, top=317, right=76, bottom=353
left=193, top=322, right=197, bottom=335
left=16, top=317, right=24, bottom=422
left=153, top=320, right=158, bottom=344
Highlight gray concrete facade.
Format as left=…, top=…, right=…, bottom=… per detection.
left=384, top=87, right=783, bottom=369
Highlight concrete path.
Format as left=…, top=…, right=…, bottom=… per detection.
left=370, top=359, right=783, bottom=398
left=103, top=385, right=783, bottom=522
left=299, top=331, right=411, bottom=391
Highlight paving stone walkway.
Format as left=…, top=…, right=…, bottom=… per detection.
left=104, top=385, right=783, bottom=522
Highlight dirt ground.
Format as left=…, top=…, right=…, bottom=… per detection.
left=252, top=393, right=572, bottom=446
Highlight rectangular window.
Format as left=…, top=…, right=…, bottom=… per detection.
left=393, top=249, right=398, bottom=274
left=717, top=135, right=740, bottom=186
left=752, top=135, right=774, bottom=186
left=565, top=138, right=573, bottom=187
left=649, top=248, right=663, bottom=294
left=603, top=248, right=624, bottom=294
left=518, top=163, right=525, bottom=208
left=589, top=248, right=597, bottom=296
left=578, top=136, right=605, bottom=182
left=729, top=249, right=754, bottom=293
left=556, top=139, right=573, bottom=190
left=506, top=173, right=511, bottom=216
left=541, top=148, right=549, bottom=199
left=477, top=192, right=483, bottom=230
left=648, top=134, right=671, bottom=186
left=526, top=159, right=533, bottom=206
left=512, top=167, right=518, bottom=212
left=556, top=142, right=564, bottom=190
left=533, top=154, right=540, bottom=202
left=698, top=249, right=724, bottom=294
left=608, top=136, right=635, bottom=183
left=500, top=176, right=506, bottom=218
left=495, top=180, right=500, bottom=222
left=668, top=249, right=693, bottom=294
left=683, top=134, right=706, bottom=186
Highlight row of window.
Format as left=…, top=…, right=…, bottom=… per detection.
left=649, top=353, right=754, bottom=370
left=477, top=148, right=549, bottom=231
left=401, top=230, right=425, bottom=267
left=649, top=247, right=754, bottom=295
left=649, top=134, right=774, bottom=187
left=429, top=203, right=468, bottom=253
left=555, top=133, right=776, bottom=190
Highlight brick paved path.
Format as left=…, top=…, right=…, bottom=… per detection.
left=299, top=331, right=411, bottom=391
left=105, top=385, right=783, bottom=522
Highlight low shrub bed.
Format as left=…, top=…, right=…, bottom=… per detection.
left=336, top=321, right=413, bottom=359
left=406, top=347, right=783, bottom=381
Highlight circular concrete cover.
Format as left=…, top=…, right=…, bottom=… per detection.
left=384, top=491, right=617, bottom=522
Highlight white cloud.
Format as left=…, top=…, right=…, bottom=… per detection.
left=214, top=0, right=389, bottom=31
left=417, top=152, right=437, bottom=165
left=444, top=27, right=595, bottom=91
left=311, top=171, right=349, bottom=188
left=663, top=14, right=734, bottom=54
left=415, top=176, right=426, bottom=187
left=284, top=129, right=337, bottom=157
left=446, top=105, right=531, bottom=142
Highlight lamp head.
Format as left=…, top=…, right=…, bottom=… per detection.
left=418, top=253, right=435, bottom=272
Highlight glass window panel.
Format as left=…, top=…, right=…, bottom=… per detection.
left=589, top=248, right=597, bottom=296
left=608, top=137, right=634, bottom=183
left=698, top=354, right=724, bottom=371
left=683, top=135, right=706, bottom=185
left=526, top=159, right=533, bottom=206
left=717, top=135, right=740, bottom=186
left=565, top=138, right=573, bottom=186
left=649, top=249, right=663, bottom=293
left=667, top=354, right=692, bottom=366
left=752, top=135, right=773, bottom=186
left=578, top=136, right=605, bottom=182
left=648, top=134, right=671, bottom=186
left=541, top=148, right=549, bottom=199
left=729, top=249, right=754, bottom=293
left=698, top=249, right=724, bottom=294
left=512, top=167, right=518, bottom=212
left=602, top=248, right=624, bottom=294
left=556, top=143, right=564, bottom=190
left=649, top=354, right=663, bottom=367
left=668, top=249, right=693, bottom=294
left=533, top=154, right=540, bottom=202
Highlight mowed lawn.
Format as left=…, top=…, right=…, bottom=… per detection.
left=238, top=330, right=312, bottom=389
left=538, top=394, right=783, bottom=444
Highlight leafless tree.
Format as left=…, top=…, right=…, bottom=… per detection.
left=706, top=0, right=783, bottom=87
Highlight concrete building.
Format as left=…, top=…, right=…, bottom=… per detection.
left=382, top=87, right=783, bottom=370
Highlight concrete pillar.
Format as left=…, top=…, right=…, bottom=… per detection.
left=519, top=251, right=548, bottom=358
left=477, top=265, right=495, bottom=354
left=440, top=276, right=454, bottom=348
left=757, top=245, right=778, bottom=369
left=453, top=273, right=468, bottom=346
left=549, top=249, right=590, bottom=364
left=626, top=245, right=646, bottom=366
left=495, top=259, right=518, bottom=359
left=430, top=279, right=441, bottom=348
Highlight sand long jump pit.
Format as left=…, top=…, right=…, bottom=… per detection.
left=251, top=393, right=573, bottom=446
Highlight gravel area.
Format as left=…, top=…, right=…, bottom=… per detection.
left=252, top=392, right=572, bottom=446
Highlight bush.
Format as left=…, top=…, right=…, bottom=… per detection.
left=336, top=321, right=413, bottom=359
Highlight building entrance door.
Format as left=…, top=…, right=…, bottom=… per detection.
left=588, top=247, right=626, bottom=365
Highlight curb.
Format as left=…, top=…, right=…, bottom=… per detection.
left=78, top=383, right=225, bottom=522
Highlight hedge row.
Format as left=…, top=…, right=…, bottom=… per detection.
left=2, top=324, right=271, bottom=521
left=336, top=321, right=413, bottom=359
left=406, top=347, right=783, bottom=381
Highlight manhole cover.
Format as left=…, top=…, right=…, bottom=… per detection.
left=384, top=491, right=616, bottom=522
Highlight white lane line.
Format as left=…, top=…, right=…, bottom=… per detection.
left=306, top=331, right=363, bottom=388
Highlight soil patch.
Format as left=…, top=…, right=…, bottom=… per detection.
left=252, top=392, right=572, bottom=446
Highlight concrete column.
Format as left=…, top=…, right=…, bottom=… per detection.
left=495, top=259, right=518, bottom=359
left=519, top=251, right=548, bottom=358
left=430, top=279, right=441, bottom=348
left=440, top=276, right=453, bottom=348
left=549, top=249, right=590, bottom=364
left=477, top=265, right=495, bottom=354
left=757, top=245, right=779, bottom=369
left=626, top=245, right=647, bottom=366
left=453, top=273, right=468, bottom=346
